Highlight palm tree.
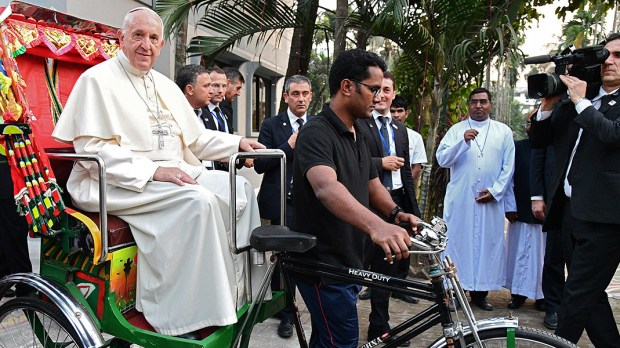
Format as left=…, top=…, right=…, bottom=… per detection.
left=348, top=0, right=522, bottom=217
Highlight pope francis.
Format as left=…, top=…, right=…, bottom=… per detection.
left=52, top=7, right=264, bottom=337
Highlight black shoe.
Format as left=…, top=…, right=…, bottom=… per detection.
left=535, top=299, right=546, bottom=312
left=358, top=288, right=371, bottom=300
left=175, top=330, right=201, bottom=340
left=277, top=317, right=294, bottom=338
left=507, top=295, right=526, bottom=309
left=392, top=292, right=419, bottom=304
left=3, top=289, right=16, bottom=298
left=543, top=312, right=558, bottom=330
left=472, top=298, right=493, bottom=311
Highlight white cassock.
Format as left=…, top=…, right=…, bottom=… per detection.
left=436, top=118, right=515, bottom=291
left=405, top=127, right=427, bottom=165
left=503, top=169, right=546, bottom=300
left=52, top=51, right=261, bottom=336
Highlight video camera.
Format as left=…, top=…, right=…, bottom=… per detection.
left=525, top=45, right=609, bottom=98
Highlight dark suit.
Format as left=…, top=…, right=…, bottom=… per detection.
left=357, top=118, right=420, bottom=216
left=255, top=111, right=309, bottom=323
left=201, top=104, right=236, bottom=171
left=530, top=146, right=565, bottom=315
left=255, top=112, right=310, bottom=226
left=356, top=116, right=421, bottom=338
left=0, top=157, right=32, bottom=292
left=219, top=99, right=234, bottom=129
left=529, top=89, right=620, bottom=347
left=204, top=104, right=233, bottom=134
left=512, top=139, right=540, bottom=224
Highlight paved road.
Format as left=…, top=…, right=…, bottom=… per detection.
left=249, top=264, right=620, bottom=348
left=4, top=238, right=618, bottom=347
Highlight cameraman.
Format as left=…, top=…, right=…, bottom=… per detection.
left=529, top=32, right=620, bottom=347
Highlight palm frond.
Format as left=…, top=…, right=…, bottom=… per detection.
left=182, top=0, right=299, bottom=59
left=156, top=0, right=211, bottom=38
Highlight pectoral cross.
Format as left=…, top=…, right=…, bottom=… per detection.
left=152, top=125, right=169, bottom=149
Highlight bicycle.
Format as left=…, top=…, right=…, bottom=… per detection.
left=241, top=216, right=578, bottom=348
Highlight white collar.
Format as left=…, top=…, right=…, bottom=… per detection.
left=208, top=103, right=220, bottom=113
left=372, top=110, right=392, bottom=123
left=287, top=108, right=307, bottom=125
left=117, top=51, right=150, bottom=77
left=593, top=87, right=619, bottom=102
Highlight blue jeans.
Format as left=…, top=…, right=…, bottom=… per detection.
left=295, top=278, right=361, bottom=348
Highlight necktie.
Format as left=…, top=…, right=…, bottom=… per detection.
left=194, top=109, right=202, bottom=118
left=296, top=118, right=305, bottom=130
left=213, top=107, right=226, bottom=132
left=378, top=116, right=393, bottom=189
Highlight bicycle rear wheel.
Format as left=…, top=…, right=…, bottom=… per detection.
left=0, top=297, right=81, bottom=347
left=455, top=326, right=577, bottom=347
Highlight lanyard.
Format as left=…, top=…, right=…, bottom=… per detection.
left=211, top=110, right=226, bottom=131
left=377, top=121, right=395, bottom=155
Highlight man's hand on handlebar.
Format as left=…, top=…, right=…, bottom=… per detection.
left=370, top=213, right=420, bottom=264
left=395, top=212, right=422, bottom=237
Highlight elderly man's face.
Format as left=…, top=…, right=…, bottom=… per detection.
left=119, top=10, right=164, bottom=71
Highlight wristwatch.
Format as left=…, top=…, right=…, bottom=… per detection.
left=388, top=205, right=403, bottom=224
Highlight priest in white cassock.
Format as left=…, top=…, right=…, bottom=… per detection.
left=436, top=87, right=515, bottom=311
left=52, top=8, right=264, bottom=338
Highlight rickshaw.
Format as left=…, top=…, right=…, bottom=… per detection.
left=0, top=2, right=579, bottom=347
left=0, top=2, right=288, bottom=346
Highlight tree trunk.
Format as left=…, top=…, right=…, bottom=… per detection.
left=356, top=28, right=371, bottom=50
left=278, top=0, right=320, bottom=113
left=173, top=16, right=188, bottom=79
left=333, top=0, right=348, bottom=60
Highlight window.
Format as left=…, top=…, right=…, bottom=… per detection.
left=252, top=75, right=272, bottom=133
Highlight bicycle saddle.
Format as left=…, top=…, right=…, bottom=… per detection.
left=250, top=225, right=317, bottom=253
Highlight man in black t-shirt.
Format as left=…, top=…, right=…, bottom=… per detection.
left=292, top=49, right=420, bottom=348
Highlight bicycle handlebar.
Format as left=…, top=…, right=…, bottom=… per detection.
left=399, top=217, right=448, bottom=254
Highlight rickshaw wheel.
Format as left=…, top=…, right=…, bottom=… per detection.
left=0, top=296, right=82, bottom=347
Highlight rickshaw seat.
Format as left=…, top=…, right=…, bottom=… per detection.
left=47, top=148, right=135, bottom=249
left=250, top=225, right=316, bottom=253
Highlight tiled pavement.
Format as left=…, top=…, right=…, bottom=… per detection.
left=249, top=264, right=620, bottom=348
left=6, top=238, right=619, bottom=347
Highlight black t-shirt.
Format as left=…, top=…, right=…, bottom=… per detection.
left=293, top=104, right=378, bottom=270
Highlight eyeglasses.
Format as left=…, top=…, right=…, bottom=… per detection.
left=350, top=79, right=381, bottom=97
left=468, top=99, right=490, bottom=106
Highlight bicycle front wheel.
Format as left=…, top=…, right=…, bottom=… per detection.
left=455, top=326, right=577, bottom=347
left=0, top=297, right=81, bottom=347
